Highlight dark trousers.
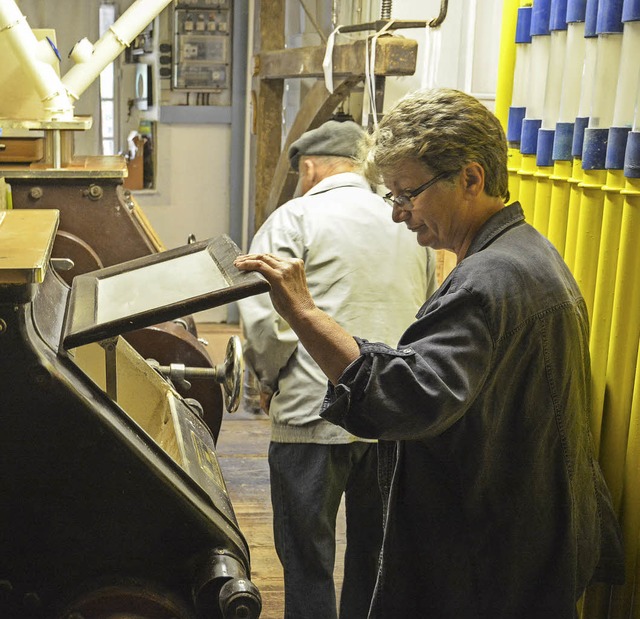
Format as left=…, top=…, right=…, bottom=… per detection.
left=269, top=441, right=383, bottom=619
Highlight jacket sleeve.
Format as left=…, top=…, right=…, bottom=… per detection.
left=321, top=286, right=494, bottom=440
left=237, top=208, right=304, bottom=393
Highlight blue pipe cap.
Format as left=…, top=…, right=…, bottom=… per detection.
left=516, top=7, right=533, bottom=43
left=531, top=0, right=552, bottom=35
left=582, top=127, right=609, bottom=169
left=624, top=131, right=640, bottom=177
left=572, top=117, right=590, bottom=157
left=567, top=0, right=588, bottom=22
left=520, top=118, right=542, bottom=155
left=623, top=0, right=640, bottom=21
left=596, top=0, right=624, bottom=33
left=507, top=107, right=527, bottom=144
left=537, top=129, right=556, bottom=166
left=606, top=126, right=631, bottom=169
left=585, top=0, right=599, bottom=36
left=553, top=122, right=575, bottom=161
left=550, top=0, right=569, bottom=30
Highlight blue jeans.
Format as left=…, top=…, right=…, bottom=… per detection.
left=269, top=441, right=383, bottom=619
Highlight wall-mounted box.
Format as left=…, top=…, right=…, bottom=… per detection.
left=173, top=2, right=232, bottom=93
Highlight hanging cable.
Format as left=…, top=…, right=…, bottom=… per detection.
left=365, top=20, right=396, bottom=130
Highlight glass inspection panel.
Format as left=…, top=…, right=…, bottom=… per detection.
left=62, top=234, right=268, bottom=350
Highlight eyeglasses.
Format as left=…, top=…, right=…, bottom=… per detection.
left=383, top=171, right=450, bottom=209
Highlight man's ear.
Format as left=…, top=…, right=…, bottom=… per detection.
left=461, top=162, right=485, bottom=197
left=301, top=157, right=315, bottom=182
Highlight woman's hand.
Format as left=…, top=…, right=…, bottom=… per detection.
left=234, top=253, right=316, bottom=323
left=234, top=252, right=360, bottom=384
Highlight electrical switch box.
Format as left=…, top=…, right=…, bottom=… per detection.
left=173, top=0, right=232, bottom=93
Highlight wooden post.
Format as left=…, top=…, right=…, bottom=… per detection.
left=254, top=0, right=285, bottom=229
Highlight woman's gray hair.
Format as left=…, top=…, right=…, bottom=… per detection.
left=363, top=88, right=509, bottom=201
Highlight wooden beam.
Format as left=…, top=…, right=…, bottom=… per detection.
left=261, top=77, right=362, bottom=226
left=253, top=0, right=285, bottom=232
left=256, top=36, right=418, bottom=80
left=258, top=0, right=284, bottom=51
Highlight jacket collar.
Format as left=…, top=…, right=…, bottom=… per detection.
left=305, top=172, right=371, bottom=197
left=465, top=202, right=525, bottom=258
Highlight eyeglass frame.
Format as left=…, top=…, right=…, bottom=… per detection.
left=383, top=170, right=451, bottom=209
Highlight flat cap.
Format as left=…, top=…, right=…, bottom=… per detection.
left=288, top=120, right=365, bottom=172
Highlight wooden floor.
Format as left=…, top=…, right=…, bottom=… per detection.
left=215, top=413, right=286, bottom=617
left=199, top=323, right=346, bottom=619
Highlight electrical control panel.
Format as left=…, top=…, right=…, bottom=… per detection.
left=173, top=0, right=232, bottom=93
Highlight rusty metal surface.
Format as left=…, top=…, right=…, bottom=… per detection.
left=8, top=178, right=158, bottom=268
left=8, top=176, right=223, bottom=432
left=52, top=230, right=104, bottom=284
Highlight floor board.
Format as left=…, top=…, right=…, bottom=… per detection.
left=201, top=323, right=346, bottom=618
left=216, top=416, right=285, bottom=618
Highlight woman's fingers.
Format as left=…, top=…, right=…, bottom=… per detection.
left=235, top=254, right=303, bottom=281
left=234, top=254, right=313, bottom=319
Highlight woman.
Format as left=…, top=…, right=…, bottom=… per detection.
left=235, top=88, right=623, bottom=618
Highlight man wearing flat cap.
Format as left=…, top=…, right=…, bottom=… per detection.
left=238, top=120, right=436, bottom=619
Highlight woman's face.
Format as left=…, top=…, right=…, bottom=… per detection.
left=383, top=159, right=462, bottom=251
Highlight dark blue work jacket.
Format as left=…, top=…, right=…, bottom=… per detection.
left=323, top=203, right=624, bottom=619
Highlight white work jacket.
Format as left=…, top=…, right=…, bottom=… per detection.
left=238, top=172, right=435, bottom=443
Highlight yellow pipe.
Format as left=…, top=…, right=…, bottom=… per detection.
left=517, top=154, right=537, bottom=223
left=508, top=146, right=522, bottom=203
left=608, top=340, right=640, bottom=618
left=599, top=177, right=640, bottom=512
left=588, top=169, right=626, bottom=455
left=532, top=166, right=553, bottom=237
left=494, top=0, right=521, bottom=130
left=581, top=583, right=611, bottom=619
left=573, top=169, right=608, bottom=318
left=634, top=525, right=640, bottom=619
left=546, top=160, right=572, bottom=257
left=563, top=159, right=584, bottom=272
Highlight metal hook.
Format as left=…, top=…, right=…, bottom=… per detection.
left=429, top=0, right=448, bottom=27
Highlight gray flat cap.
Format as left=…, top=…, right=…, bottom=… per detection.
left=288, top=120, right=365, bottom=172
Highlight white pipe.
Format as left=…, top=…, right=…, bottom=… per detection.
left=577, top=37, right=598, bottom=119
left=557, top=22, right=586, bottom=123
left=542, top=29, right=567, bottom=129
left=524, top=33, right=551, bottom=121
left=0, top=0, right=74, bottom=118
left=588, top=33, right=623, bottom=129
left=462, top=0, right=477, bottom=94
left=511, top=43, right=531, bottom=109
left=633, top=71, right=640, bottom=131
left=62, top=0, right=173, bottom=101
left=612, top=20, right=640, bottom=128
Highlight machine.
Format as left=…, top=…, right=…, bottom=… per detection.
left=0, top=209, right=268, bottom=618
